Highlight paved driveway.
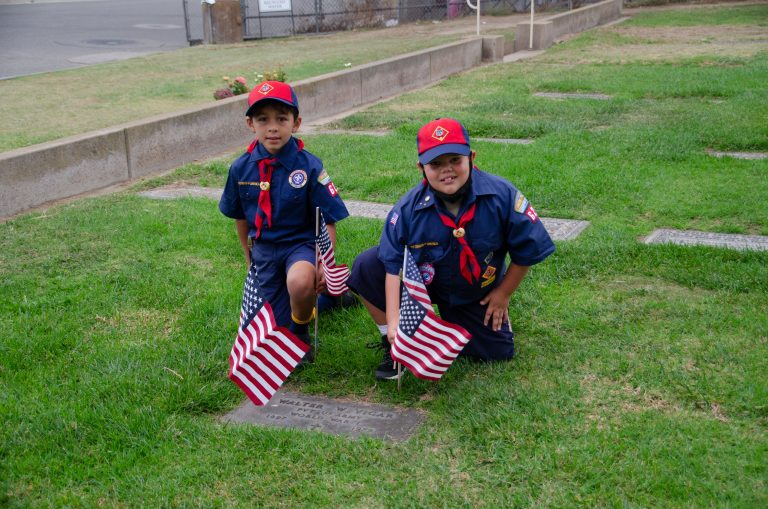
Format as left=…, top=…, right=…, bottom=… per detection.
left=0, top=0, right=189, bottom=79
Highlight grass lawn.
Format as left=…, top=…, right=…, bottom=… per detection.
left=2, top=3, right=767, bottom=507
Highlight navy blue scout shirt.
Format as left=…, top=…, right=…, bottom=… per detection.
left=379, top=169, right=555, bottom=307
left=219, top=137, right=349, bottom=242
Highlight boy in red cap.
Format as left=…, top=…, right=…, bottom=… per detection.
left=219, top=81, right=350, bottom=359
left=347, top=118, right=555, bottom=379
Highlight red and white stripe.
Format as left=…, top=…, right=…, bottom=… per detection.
left=391, top=311, right=471, bottom=381
left=228, top=301, right=309, bottom=406
left=403, top=278, right=430, bottom=309
left=320, top=250, right=350, bottom=296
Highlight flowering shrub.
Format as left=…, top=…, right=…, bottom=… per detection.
left=254, top=67, right=287, bottom=83
left=213, top=75, right=250, bottom=100
left=213, top=88, right=235, bottom=100
left=212, top=70, right=287, bottom=101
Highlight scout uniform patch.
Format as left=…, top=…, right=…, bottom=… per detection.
left=419, top=262, right=435, bottom=285
left=514, top=191, right=529, bottom=213
left=317, top=169, right=332, bottom=185
left=288, top=169, right=307, bottom=188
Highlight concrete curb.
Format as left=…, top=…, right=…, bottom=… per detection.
left=514, top=0, right=623, bottom=52
left=0, top=37, right=499, bottom=219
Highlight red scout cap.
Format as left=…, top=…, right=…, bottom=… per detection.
left=416, top=118, right=471, bottom=164
left=245, top=81, right=299, bottom=117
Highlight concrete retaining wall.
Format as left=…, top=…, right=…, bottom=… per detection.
left=1, top=37, right=497, bottom=219
left=514, top=0, right=622, bottom=52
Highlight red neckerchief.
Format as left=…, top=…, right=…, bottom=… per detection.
left=436, top=202, right=481, bottom=284
left=247, top=138, right=304, bottom=239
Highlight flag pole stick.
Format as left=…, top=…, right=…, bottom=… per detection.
left=314, top=207, right=320, bottom=353
left=396, top=245, right=408, bottom=392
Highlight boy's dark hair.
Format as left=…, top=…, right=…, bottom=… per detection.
left=247, top=99, right=299, bottom=120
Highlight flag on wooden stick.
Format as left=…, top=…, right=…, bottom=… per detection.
left=228, top=264, right=309, bottom=406
left=391, top=248, right=472, bottom=381
left=316, top=212, right=350, bottom=296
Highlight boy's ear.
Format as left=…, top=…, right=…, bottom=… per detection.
left=416, top=162, right=424, bottom=170
left=292, top=116, right=302, bottom=132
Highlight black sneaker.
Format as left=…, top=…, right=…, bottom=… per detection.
left=337, top=291, right=360, bottom=309
left=369, top=335, right=402, bottom=380
left=295, top=333, right=315, bottom=366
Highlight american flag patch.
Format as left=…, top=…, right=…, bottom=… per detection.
left=389, top=212, right=399, bottom=226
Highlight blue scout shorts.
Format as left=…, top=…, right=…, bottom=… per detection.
left=251, top=241, right=315, bottom=327
left=348, top=246, right=515, bottom=362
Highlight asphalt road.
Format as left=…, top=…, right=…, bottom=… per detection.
left=0, top=0, right=194, bottom=79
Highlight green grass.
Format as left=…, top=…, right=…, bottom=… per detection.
left=2, top=3, right=768, bottom=507
left=624, top=3, right=768, bottom=27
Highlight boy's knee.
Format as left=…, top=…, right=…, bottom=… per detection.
left=286, top=262, right=315, bottom=298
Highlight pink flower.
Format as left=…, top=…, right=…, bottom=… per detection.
left=235, top=76, right=247, bottom=85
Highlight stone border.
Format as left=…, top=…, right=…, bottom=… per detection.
left=514, top=0, right=623, bottom=52
left=222, top=390, right=425, bottom=442
left=138, top=187, right=591, bottom=242
left=1, top=36, right=505, bottom=219
left=706, top=150, right=768, bottom=160
left=643, top=228, right=768, bottom=252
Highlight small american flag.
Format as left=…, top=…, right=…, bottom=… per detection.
left=229, top=264, right=309, bottom=406
left=402, top=247, right=431, bottom=310
left=316, top=212, right=350, bottom=296
left=391, top=248, right=471, bottom=381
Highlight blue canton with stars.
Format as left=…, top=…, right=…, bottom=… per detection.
left=317, top=214, right=333, bottom=256
left=242, top=264, right=266, bottom=326
left=403, top=248, right=425, bottom=287
left=399, top=285, right=427, bottom=337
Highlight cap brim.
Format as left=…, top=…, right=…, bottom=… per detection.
left=418, top=143, right=471, bottom=164
left=245, top=97, right=298, bottom=117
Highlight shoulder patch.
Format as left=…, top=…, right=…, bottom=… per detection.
left=389, top=212, right=399, bottom=226
left=514, top=191, right=529, bottom=214
left=525, top=205, right=538, bottom=222
left=317, top=169, right=332, bottom=185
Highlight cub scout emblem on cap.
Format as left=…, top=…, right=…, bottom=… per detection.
left=289, top=170, right=307, bottom=188
left=258, top=83, right=274, bottom=95
left=432, top=126, right=449, bottom=141
left=419, top=263, right=435, bottom=285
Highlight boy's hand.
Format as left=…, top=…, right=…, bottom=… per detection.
left=387, top=324, right=398, bottom=345
left=479, top=288, right=511, bottom=331
left=315, top=264, right=327, bottom=294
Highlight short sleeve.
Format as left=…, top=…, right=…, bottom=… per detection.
left=378, top=205, right=407, bottom=275
left=309, top=163, right=349, bottom=224
left=505, top=199, right=555, bottom=266
left=219, top=163, right=245, bottom=220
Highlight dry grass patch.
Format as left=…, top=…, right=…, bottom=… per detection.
left=541, top=24, right=768, bottom=64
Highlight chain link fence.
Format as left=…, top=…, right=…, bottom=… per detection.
left=183, top=0, right=596, bottom=42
